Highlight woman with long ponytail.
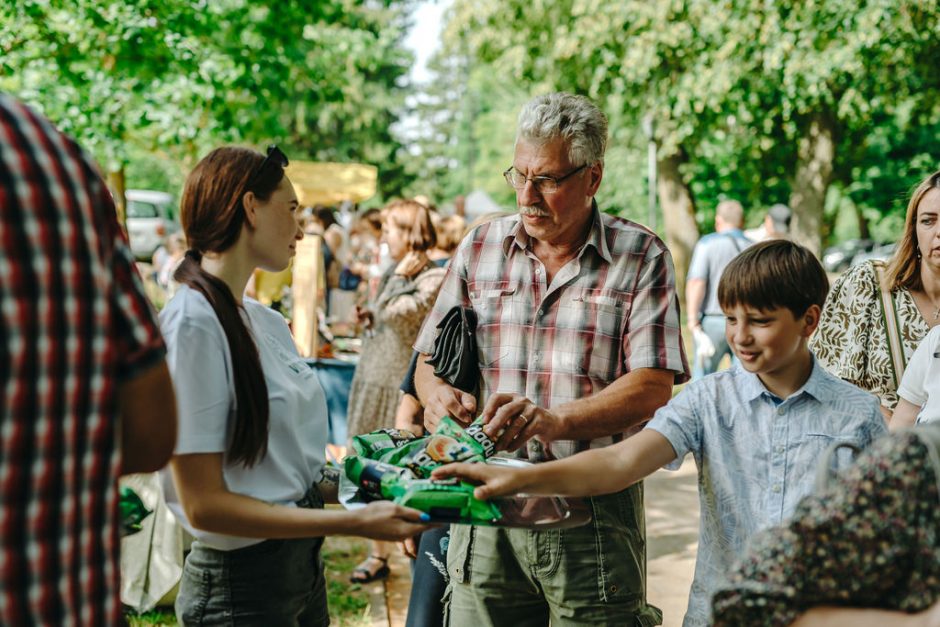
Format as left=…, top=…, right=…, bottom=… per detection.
left=160, top=146, right=429, bottom=625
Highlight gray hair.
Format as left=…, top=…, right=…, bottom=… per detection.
left=516, top=92, right=608, bottom=165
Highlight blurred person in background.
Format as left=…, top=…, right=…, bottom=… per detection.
left=812, top=171, right=940, bottom=417
left=346, top=208, right=390, bottom=301
left=686, top=199, right=752, bottom=378
left=429, top=213, right=467, bottom=267
left=156, top=232, right=186, bottom=295
left=0, top=94, right=177, bottom=626
left=395, top=209, right=496, bottom=627
left=744, top=203, right=792, bottom=242
left=346, top=199, right=446, bottom=584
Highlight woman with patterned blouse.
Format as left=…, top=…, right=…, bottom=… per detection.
left=712, top=425, right=940, bottom=626
left=346, top=199, right=446, bottom=583
left=811, top=171, right=940, bottom=416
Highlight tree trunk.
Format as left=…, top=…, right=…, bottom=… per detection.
left=657, top=150, right=699, bottom=310
left=854, top=201, right=870, bottom=240
left=107, top=167, right=127, bottom=231
left=789, top=114, right=835, bottom=256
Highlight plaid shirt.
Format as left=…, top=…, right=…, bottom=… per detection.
left=415, top=207, right=689, bottom=460
left=0, top=95, right=166, bottom=626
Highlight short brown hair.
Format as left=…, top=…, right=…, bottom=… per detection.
left=435, top=215, right=467, bottom=254
left=884, top=170, right=940, bottom=292
left=718, top=239, right=828, bottom=317
left=385, top=199, right=437, bottom=252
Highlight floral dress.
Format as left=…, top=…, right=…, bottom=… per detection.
left=346, top=263, right=445, bottom=438
left=711, top=428, right=940, bottom=626
left=811, top=260, right=930, bottom=410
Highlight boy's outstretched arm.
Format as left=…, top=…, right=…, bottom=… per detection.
left=433, top=429, right=677, bottom=500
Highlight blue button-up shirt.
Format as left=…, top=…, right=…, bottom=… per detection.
left=646, top=358, right=886, bottom=627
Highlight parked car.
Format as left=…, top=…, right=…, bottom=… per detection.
left=821, top=238, right=875, bottom=273
left=850, top=242, right=897, bottom=267
left=125, top=189, right=178, bottom=260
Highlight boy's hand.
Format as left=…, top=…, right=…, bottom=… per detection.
left=432, top=463, right=522, bottom=500
left=480, top=393, right=561, bottom=451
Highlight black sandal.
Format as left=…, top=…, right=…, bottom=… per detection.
left=350, top=555, right=390, bottom=583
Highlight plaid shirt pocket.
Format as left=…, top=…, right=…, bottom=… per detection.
left=556, top=288, right=630, bottom=385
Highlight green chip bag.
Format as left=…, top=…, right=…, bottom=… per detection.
left=119, top=486, right=152, bottom=537
left=395, top=478, right=502, bottom=524
left=352, top=417, right=497, bottom=478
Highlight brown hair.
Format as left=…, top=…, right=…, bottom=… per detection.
left=884, top=170, right=940, bottom=292
left=718, top=239, right=829, bottom=317
left=385, top=199, right=437, bottom=252
left=358, top=208, right=383, bottom=235
left=174, top=146, right=286, bottom=467
left=434, top=215, right=467, bottom=254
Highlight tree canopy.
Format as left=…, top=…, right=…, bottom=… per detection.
left=0, top=0, right=418, bottom=207
left=416, top=0, right=940, bottom=267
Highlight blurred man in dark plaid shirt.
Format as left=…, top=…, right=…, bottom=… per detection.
left=415, top=92, right=690, bottom=626
left=0, top=94, right=176, bottom=626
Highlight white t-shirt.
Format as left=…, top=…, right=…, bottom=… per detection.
left=159, top=285, right=328, bottom=550
left=898, top=325, right=940, bottom=425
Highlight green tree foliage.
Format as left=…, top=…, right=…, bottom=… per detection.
left=421, top=0, right=940, bottom=264
left=0, top=0, right=417, bottom=208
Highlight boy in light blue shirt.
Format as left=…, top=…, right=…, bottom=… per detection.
left=436, top=240, right=887, bottom=627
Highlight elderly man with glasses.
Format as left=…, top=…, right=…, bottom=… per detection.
left=413, top=92, right=690, bottom=626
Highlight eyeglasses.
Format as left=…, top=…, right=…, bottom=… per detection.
left=503, top=163, right=588, bottom=195
left=246, top=145, right=289, bottom=190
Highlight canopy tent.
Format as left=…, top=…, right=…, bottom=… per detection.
left=284, top=161, right=378, bottom=206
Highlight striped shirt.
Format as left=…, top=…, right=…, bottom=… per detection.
left=0, top=94, right=166, bottom=626
left=415, top=206, right=689, bottom=461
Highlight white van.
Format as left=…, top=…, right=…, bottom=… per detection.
left=125, top=189, right=178, bottom=260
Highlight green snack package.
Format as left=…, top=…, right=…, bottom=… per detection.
left=394, top=478, right=502, bottom=524
left=119, top=486, right=152, bottom=537
left=343, top=455, right=502, bottom=524
left=350, top=427, right=421, bottom=459
left=376, top=416, right=497, bottom=477
left=343, top=456, right=416, bottom=501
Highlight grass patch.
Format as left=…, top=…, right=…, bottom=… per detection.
left=126, top=609, right=175, bottom=626
left=322, top=535, right=373, bottom=626
left=123, top=535, right=374, bottom=627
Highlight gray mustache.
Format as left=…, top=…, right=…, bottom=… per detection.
left=519, top=206, right=549, bottom=218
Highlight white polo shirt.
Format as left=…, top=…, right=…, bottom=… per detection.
left=160, top=285, right=328, bottom=550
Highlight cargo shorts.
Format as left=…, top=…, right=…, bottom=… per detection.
left=444, top=482, right=662, bottom=627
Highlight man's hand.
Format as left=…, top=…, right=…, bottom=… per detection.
left=432, top=462, right=523, bottom=500
left=480, top=393, right=562, bottom=451
left=423, top=383, right=476, bottom=432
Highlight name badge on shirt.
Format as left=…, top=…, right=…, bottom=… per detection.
left=264, top=332, right=317, bottom=382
